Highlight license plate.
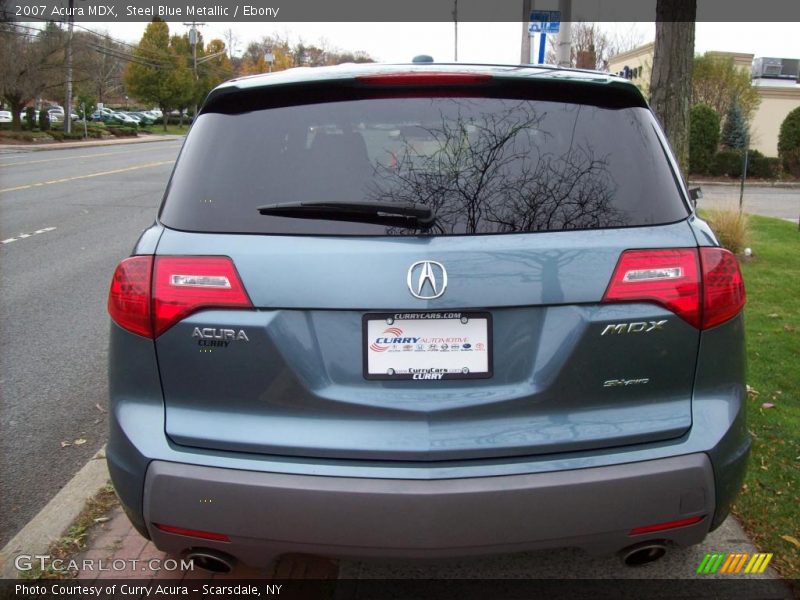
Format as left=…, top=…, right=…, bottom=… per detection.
left=363, top=311, right=492, bottom=380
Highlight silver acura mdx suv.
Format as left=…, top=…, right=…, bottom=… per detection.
left=107, top=62, right=748, bottom=571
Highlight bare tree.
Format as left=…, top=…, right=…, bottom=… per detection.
left=546, top=23, right=645, bottom=71
left=223, top=28, right=239, bottom=60
left=0, top=23, right=65, bottom=130
left=649, top=0, right=696, bottom=175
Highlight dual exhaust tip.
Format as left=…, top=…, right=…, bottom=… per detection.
left=621, top=541, right=668, bottom=566
left=184, top=548, right=236, bottom=574
left=182, top=543, right=668, bottom=574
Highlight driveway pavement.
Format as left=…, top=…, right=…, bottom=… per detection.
left=694, top=183, right=799, bottom=222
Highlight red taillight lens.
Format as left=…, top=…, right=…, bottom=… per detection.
left=356, top=72, right=493, bottom=86
left=700, top=247, right=746, bottom=329
left=108, top=256, right=154, bottom=338
left=603, top=249, right=702, bottom=328
left=108, top=255, right=253, bottom=339
left=630, top=515, right=705, bottom=535
left=603, top=248, right=746, bottom=330
left=154, top=523, right=230, bottom=542
left=153, top=256, right=252, bottom=338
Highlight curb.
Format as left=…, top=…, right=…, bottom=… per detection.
left=0, top=447, right=109, bottom=578
left=0, top=135, right=183, bottom=152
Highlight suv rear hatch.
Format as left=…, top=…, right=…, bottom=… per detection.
left=150, top=70, right=699, bottom=461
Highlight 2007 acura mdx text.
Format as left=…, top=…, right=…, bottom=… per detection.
left=106, top=62, right=748, bottom=572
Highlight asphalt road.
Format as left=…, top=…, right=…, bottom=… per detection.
left=0, top=140, right=182, bottom=545
left=695, top=183, right=800, bottom=222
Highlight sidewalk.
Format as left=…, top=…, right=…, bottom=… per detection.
left=0, top=134, right=184, bottom=152
left=72, top=504, right=338, bottom=581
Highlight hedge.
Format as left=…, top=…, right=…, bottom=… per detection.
left=710, top=149, right=782, bottom=179
left=689, top=104, right=720, bottom=175
left=778, top=107, right=800, bottom=177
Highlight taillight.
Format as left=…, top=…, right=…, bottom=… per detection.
left=356, top=72, right=493, bottom=86
left=108, top=256, right=153, bottom=338
left=153, top=256, right=252, bottom=338
left=603, top=249, right=702, bottom=328
left=107, top=255, right=252, bottom=338
left=700, top=247, right=746, bottom=329
left=603, top=248, right=745, bottom=330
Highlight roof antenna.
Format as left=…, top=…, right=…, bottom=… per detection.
left=412, top=55, right=434, bottom=63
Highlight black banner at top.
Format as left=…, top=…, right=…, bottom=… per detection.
left=2, top=0, right=800, bottom=23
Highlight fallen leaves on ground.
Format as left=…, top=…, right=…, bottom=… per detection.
left=781, top=535, right=800, bottom=549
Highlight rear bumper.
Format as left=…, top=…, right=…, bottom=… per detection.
left=142, top=454, right=714, bottom=566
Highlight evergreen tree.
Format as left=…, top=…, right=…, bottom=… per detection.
left=124, top=19, right=193, bottom=131
left=721, top=100, right=748, bottom=150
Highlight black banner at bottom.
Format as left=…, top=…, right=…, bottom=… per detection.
left=1, top=578, right=797, bottom=600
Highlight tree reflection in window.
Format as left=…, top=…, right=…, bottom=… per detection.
left=365, top=99, right=624, bottom=235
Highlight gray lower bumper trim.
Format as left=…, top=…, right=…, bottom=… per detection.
left=143, top=453, right=714, bottom=560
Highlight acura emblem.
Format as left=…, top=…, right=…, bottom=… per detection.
left=407, top=260, right=447, bottom=299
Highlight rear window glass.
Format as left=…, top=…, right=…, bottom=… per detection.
left=160, top=96, right=688, bottom=235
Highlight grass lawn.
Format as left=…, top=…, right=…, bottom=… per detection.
left=143, top=123, right=191, bottom=136
left=730, top=215, right=800, bottom=578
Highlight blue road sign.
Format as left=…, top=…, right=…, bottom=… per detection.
left=529, top=10, right=560, bottom=34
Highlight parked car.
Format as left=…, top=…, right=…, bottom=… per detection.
left=107, top=62, right=748, bottom=573
left=0, top=110, right=11, bottom=123
left=110, top=112, right=138, bottom=125
left=91, top=108, right=115, bottom=122
left=129, top=111, right=155, bottom=125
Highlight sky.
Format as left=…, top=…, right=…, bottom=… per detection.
left=79, top=21, right=800, bottom=65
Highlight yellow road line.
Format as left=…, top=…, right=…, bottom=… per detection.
left=0, top=144, right=179, bottom=167
left=0, top=160, right=173, bottom=194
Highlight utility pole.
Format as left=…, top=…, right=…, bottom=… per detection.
left=556, top=0, right=572, bottom=67
left=453, top=0, right=458, bottom=61
left=183, top=21, right=205, bottom=120
left=521, top=0, right=532, bottom=64
left=63, top=0, right=74, bottom=134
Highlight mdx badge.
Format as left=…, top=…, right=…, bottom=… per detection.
left=601, top=320, right=667, bottom=336
left=407, top=260, right=447, bottom=300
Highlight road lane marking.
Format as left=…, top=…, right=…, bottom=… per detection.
left=0, top=160, right=174, bottom=194
left=1, top=227, right=56, bottom=245
left=0, top=144, right=180, bottom=167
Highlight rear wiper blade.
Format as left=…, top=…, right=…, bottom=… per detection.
left=256, top=201, right=436, bottom=228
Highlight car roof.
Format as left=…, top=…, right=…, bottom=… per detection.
left=204, top=62, right=647, bottom=114
left=216, top=62, right=633, bottom=91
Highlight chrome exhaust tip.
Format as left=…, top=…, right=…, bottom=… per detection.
left=621, top=541, right=668, bottom=566
left=184, top=548, right=237, bottom=573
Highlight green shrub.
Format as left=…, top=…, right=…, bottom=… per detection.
left=747, top=152, right=781, bottom=179
left=107, top=125, right=138, bottom=137
left=710, top=150, right=742, bottom=177
left=25, top=107, right=36, bottom=131
left=39, top=109, right=50, bottom=131
left=710, top=150, right=781, bottom=179
left=47, top=129, right=88, bottom=141
left=778, top=107, right=800, bottom=177
left=689, top=104, right=720, bottom=174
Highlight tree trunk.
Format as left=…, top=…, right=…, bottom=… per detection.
left=8, top=97, right=24, bottom=131
left=649, top=0, right=696, bottom=176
